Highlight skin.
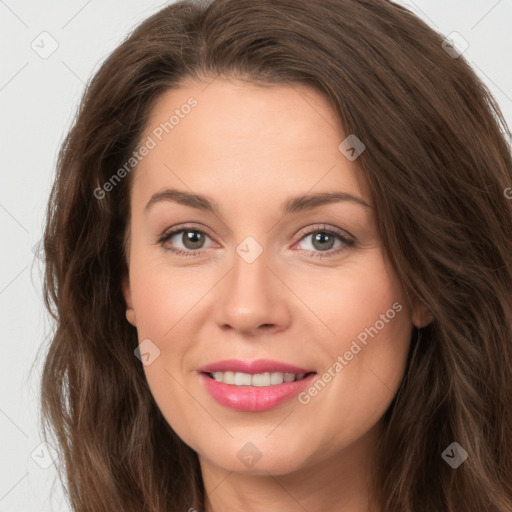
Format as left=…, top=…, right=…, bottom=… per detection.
left=122, top=77, right=432, bottom=512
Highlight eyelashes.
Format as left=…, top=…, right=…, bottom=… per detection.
left=157, top=223, right=355, bottom=259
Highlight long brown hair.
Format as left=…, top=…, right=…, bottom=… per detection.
left=40, top=1, right=512, bottom=510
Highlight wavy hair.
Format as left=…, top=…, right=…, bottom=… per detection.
left=40, top=0, right=512, bottom=510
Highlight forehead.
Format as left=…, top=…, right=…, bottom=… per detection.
left=146, top=78, right=342, bottom=148
left=131, top=79, right=370, bottom=211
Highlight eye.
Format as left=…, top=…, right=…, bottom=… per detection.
left=293, top=224, right=354, bottom=258
left=157, top=225, right=216, bottom=257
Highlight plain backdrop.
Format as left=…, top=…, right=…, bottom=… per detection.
left=1, top=1, right=511, bottom=511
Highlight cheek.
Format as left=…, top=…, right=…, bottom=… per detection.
left=303, top=250, right=409, bottom=349
left=301, top=254, right=412, bottom=441
left=127, top=250, right=208, bottom=445
left=128, top=244, right=198, bottom=338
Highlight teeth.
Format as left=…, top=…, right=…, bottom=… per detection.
left=270, top=372, right=284, bottom=385
left=252, top=373, right=271, bottom=387
left=235, top=372, right=252, bottom=386
left=283, top=372, right=295, bottom=383
left=223, top=371, right=235, bottom=384
left=209, top=371, right=308, bottom=386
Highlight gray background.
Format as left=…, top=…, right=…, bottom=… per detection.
left=1, top=1, right=511, bottom=511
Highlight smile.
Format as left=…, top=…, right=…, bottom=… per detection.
left=198, top=359, right=318, bottom=412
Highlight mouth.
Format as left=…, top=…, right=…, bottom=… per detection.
left=197, top=359, right=318, bottom=412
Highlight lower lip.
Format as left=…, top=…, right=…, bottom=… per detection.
left=199, top=372, right=317, bottom=412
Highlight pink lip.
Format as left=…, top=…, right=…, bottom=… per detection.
left=197, top=359, right=317, bottom=412
left=198, top=359, right=314, bottom=374
left=199, top=372, right=317, bottom=412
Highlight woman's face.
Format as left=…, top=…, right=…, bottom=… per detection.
left=122, top=78, right=430, bottom=476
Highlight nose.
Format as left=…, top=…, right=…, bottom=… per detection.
left=212, top=247, right=291, bottom=337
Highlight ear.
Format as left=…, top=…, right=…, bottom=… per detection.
left=122, top=273, right=137, bottom=327
left=410, top=294, right=433, bottom=328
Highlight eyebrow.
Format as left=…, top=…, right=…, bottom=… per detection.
left=144, top=188, right=372, bottom=214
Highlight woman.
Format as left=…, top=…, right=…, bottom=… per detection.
left=40, top=0, right=512, bottom=511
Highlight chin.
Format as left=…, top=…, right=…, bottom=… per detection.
left=195, top=436, right=315, bottom=476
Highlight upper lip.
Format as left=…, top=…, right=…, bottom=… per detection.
left=198, top=359, right=315, bottom=375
